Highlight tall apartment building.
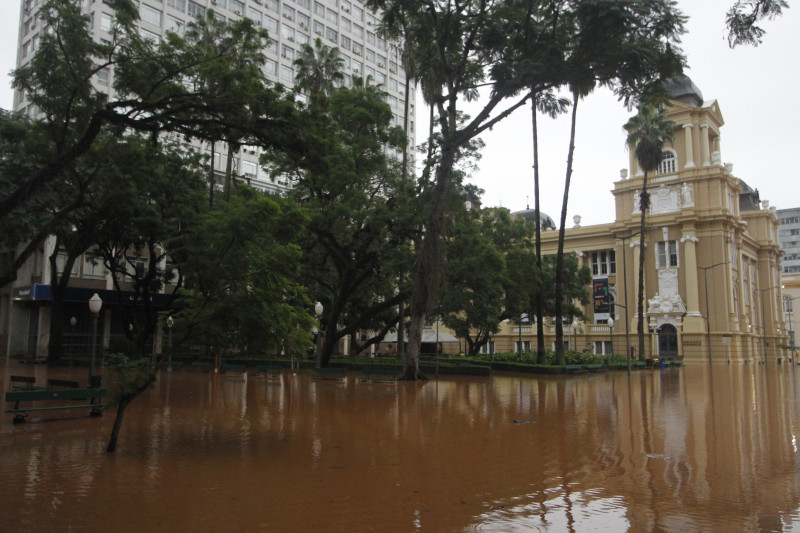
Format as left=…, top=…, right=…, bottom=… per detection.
left=4, top=0, right=414, bottom=358
left=778, top=207, right=800, bottom=347
left=15, top=0, right=415, bottom=195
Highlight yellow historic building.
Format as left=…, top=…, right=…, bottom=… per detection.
left=466, top=78, right=787, bottom=363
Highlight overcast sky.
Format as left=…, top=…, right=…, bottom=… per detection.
left=2, top=0, right=798, bottom=226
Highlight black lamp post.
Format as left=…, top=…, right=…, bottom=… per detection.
left=699, top=262, right=729, bottom=365
left=69, top=316, right=77, bottom=365
left=166, top=316, right=174, bottom=370
left=608, top=317, right=614, bottom=358
left=314, top=301, right=324, bottom=368
left=88, top=293, right=102, bottom=388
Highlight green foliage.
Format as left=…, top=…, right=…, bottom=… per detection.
left=726, top=0, right=789, bottom=47
left=624, top=105, right=676, bottom=176
left=485, top=350, right=626, bottom=366
left=175, top=187, right=314, bottom=358
left=105, top=353, right=156, bottom=406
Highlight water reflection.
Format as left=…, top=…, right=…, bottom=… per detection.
left=2, top=362, right=800, bottom=531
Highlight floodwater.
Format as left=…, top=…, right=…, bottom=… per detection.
left=2, top=361, right=800, bottom=532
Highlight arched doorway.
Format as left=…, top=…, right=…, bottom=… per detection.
left=658, top=324, right=678, bottom=357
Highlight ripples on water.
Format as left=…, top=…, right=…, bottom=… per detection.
left=2, top=363, right=800, bottom=531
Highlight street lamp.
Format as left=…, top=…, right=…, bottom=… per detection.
left=608, top=317, right=614, bottom=359
left=754, top=286, right=778, bottom=364
left=518, top=314, right=523, bottom=361
left=314, top=301, right=324, bottom=369
left=785, top=296, right=799, bottom=360
left=615, top=228, right=654, bottom=366
left=69, top=316, right=77, bottom=365
left=166, top=315, right=174, bottom=371
left=699, top=262, right=729, bottom=365
left=88, top=293, right=103, bottom=388
left=572, top=318, right=579, bottom=352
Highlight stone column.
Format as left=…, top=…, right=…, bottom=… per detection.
left=681, top=230, right=703, bottom=333
left=700, top=124, right=711, bottom=167
left=683, top=124, right=695, bottom=168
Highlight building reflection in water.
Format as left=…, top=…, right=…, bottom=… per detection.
left=1, top=363, right=800, bottom=532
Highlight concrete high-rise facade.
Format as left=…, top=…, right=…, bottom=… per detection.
left=14, top=0, right=414, bottom=195
left=778, top=207, right=800, bottom=348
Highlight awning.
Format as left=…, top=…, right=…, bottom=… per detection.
left=382, top=329, right=460, bottom=343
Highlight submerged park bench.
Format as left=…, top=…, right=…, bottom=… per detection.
left=220, top=363, right=246, bottom=376
left=254, top=364, right=283, bottom=378
left=9, top=375, right=41, bottom=390
left=189, top=361, right=214, bottom=372
left=5, top=387, right=107, bottom=424
left=314, top=367, right=347, bottom=381
left=360, top=368, right=398, bottom=383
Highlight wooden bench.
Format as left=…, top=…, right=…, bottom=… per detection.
left=220, top=363, right=246, bottom=376
left=254, top=364, right=283, bottom=378
left=9, top=375, right=41, bottom=390
left=189, top=361, right=214, bottom=372
left=360, top=368, right=398, bottom=383
left=5, top=388, right=107, bottom=424
left=314, top=367, right=347, bottom=381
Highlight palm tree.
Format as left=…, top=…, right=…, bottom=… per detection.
left=294, top=38, right=344, bottom=105
left=624, top=105, right=675, bottom=361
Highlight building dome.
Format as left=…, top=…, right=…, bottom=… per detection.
left=664, top=76, right=704, bottom=107
left=512, top=208, right=557, bottom=231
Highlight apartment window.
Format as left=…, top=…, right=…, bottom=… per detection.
left=366, top=48, right=376, bottom=63
left=785, top=298, right=794, bottom=313
left=341, top=17, right=350, bottom=32
left=313, top=20, right=324, bottom=35
left=377, top=37, right=386, bottom=50
left=282, top=24, right=295, bottom=41
left=389, top=61, right=398, bottom=74
left=97, top=67, right=111, bottom=86
left=352, top=42, right=362, bottom=55
left=100, top=12, right=114, bottom=31
left=187, top=0, right=204, bottom=18
left=214, top=0, right=228, bottom=9
left=265, top=0, right=279, bottom=12
left=352, top=23, right=362, bottom=37
left=247, top=6, right=262, bottom=25
left=283, top=5, right=295, bottom=21
left=264, top=15, right=278, bottom=33
left=297, top=12, right=310, bottom=30
left=389, top=77, right=397, bottom=91
left=314, top=1, right=325, bottom=15
left=230, top=0, right=244, bottom=15
left=297, top=0, right=310, bottom=8
left=341, top=0, right=351, bottom=11
left=376, top=72, right=386, bottom=85
left=167, top=0, right=185, bottom=11
left=242, top=160, right=257, bottom=177
left=326, top=27, right=337, bottom=43
left=340, top=35, right=351, bottom=50
left=265, top=58, right=277, bottom=75
left=56, top=251, right=79, bottom=276
left=591, top=250, right=616, bottom=276
left=82, top=253, right=106, bottom=279
left=140, top=4, right=162, bottom=26
left=656, top=241, right=678, bottom=268
left=297, top=32, right=309, bottom=45
left=377, top=54, right=386, bottom=67
left=367, top=31, right=376, bottom=45
left=280, top=64, right=293, bottom=81
left=165, top=16, right=185, bottom=34
left=326, top=9, right=337, bottom=23
left=657, top=149, right=677, bottom=175
left=351, top=59, right=361, bottom=73
left=281, top=45, right=294, bottom=60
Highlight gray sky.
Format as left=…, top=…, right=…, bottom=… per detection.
left=2, top=0, right=798, bottom=226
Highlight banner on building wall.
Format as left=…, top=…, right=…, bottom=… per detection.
left=593, top=278, right=610, bottom=315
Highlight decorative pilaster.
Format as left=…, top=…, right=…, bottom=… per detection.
left=681, top=231, right=704, bottom=334
left=683, top=124, right=695, bottom=168
left=700, top=124, right=711, bottom=167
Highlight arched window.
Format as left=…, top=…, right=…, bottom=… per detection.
left=657, top=150, right=677, bottom=175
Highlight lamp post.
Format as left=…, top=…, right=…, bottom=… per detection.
left=608, top=317, right=614, bottom=359
left=88, top=293, right=103, bottom=388
left=69, top=316, right=77, bottom=365
left=698, top=262, right=729, bottom=365
left=572, top=318, right=579, bottom=352
left=518, top=314, right=523, bottom=361
left=754, top=286, right=778, bottom=364
left=615, top=228, right=653, bottom=366
left=166, top=315, right=174, bottom=371
left=785, top=296, right=799, bottom=361
left=314, top=301, right=324, bottom=369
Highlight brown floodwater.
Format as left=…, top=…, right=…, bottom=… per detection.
left=2, top=360, right=800, bottom=532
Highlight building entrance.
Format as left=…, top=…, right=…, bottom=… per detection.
left=658, top=324, right=678, bottom=356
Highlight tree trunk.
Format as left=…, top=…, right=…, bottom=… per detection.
left=404, top=144, right=456, bottom=380
left=531, top=98, right=546, bottom=364
left=554, top=93, right=579, bottom=366
left=106, top=397, right=131, bottom=452
left=637, top=171, right=649, bottom=361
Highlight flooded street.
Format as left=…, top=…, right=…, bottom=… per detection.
left=2, top=361, right=800, bottom=532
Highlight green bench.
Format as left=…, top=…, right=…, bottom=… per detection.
left=162, top=360, right=183, bottom=371
left=586, top=364, right=603, bottom=372
left=360, top=368, right=398, bottom=383
left=9, top=375, right=41, bottom=390
left=314, top=367, right=347, bottom=381
left=564, top=365, right=585, bottom=374
left=5, top=388, right=107, bottom=424
left=47, top=379, right=81, bottom=389
left=254, top=364, right=283, bottom=378
left=189, top=361, right=214, bottom=372
left=220, top=363, right=246, bottom=375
